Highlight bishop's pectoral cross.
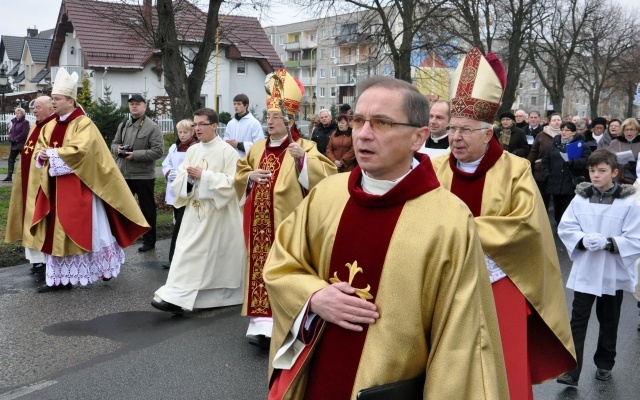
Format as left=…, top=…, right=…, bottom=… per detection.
left=23, top=140, right=35, bottom=155
left=53, top=141, right=59, bottom=148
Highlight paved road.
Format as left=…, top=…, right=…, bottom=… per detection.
left=0, top=234, right=638, bottom=399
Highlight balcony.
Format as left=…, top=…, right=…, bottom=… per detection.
left=337, top=55, right=364, bottom=65
left=284, top=41, right=300, bottom=51
left=299, top=59, right=316, bottom=68
left=50, top=65, right=84, bottom=82
left=284, top=60, right=301, bottom=68
left=337, top=75, right=358, bottom=85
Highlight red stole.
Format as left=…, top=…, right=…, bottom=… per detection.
left=448, top=137, right=503, bottom=216
left=244, top=132, right=300, bottom=317
left=302, top=154, right=440, bottom=399
left=20, top=114, right=56, bottom=222
left=33, top=108, right=93, bottom=254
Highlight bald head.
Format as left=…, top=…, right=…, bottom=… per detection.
left=33, top=96, right=53, bottom=122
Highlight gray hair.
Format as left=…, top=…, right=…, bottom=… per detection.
left=15, top=107, right=25, bottom=115
left=356, top=76, right=430, bottom=127
left=575, top=120, right=587, bottom=129
left=318, top=109, right=331, bottom=117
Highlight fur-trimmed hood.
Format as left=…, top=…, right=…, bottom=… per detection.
left=575, top=181, right=636, bottom=199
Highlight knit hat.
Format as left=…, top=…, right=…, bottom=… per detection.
left=591, top=117, right=608, bottom=128
left=499, top=111, right=516, bottom=121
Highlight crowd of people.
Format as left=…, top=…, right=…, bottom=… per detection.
left=3, top=47, right=640, bottom=398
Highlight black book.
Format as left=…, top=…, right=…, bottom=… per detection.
left=357, top=373, right=425, bottom=400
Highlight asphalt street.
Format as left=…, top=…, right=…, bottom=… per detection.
left=0, top=234, right=638, bottom=399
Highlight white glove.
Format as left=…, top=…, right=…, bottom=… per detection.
left=168, top=170, right=177, bottom=181
left=584, top=233, right=608, bottom=251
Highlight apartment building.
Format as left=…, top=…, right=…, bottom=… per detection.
left=264, top=11, right=390, bottom=119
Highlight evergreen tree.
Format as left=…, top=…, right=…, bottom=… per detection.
left=77, top=73, right=93, bottom=111
left=90, top=86, right=127, bottom=146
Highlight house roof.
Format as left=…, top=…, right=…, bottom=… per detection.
left=37, top=29, right=56, bottom=39
left=1, top=36, right=25, bottom=61
left=419, top=53, right=448, bottom=69
left=30, top=67, right=49, bottom=84
left=25, top=37, right=52, bottom=63
left=50, top=0, right=281, bottom=73
left=13, top=71, right=25, bottom=84
left=7, top=63, right=20, bottom=77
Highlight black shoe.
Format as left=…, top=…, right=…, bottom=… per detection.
left=2, top=176, right=12, bottom=182
left=37, top=283, right=73, bottom=293
left=138, top=244, right=155, bottom=252
left=556, top=374, right=578, bottom=386
left=102, top=277, right=112, bottom=281
left=248, top=334, right=271, bottom=350
left=595, top=368, right=612, bottom=381
left=151, top=299, right=184, bottom=315
left=161, top=264, right=171, bottom=269
left=30, top=263, right=45, bottom=275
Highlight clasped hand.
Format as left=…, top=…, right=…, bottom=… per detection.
left=310, top=282, right=379, bottom=332
left=187, top=166, right=203, bottom=180
left=583, top=233, right=608, bottom=251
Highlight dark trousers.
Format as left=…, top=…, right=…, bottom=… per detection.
left=126, top=178, right=156, bottom=246
left=7, top=149, right=20, bottom=175
left=169, top=205, right=185, bottom=262
left=568, top=290, right=624, bottom=380
left=552, top=194, right=574, bottom=225
left=535, top=179, right=551, bottom=212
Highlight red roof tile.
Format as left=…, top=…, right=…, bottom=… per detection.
left=419, top=53, right=448, bottom=69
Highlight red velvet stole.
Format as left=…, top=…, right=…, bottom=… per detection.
left=448, top=137, right=503, bottom=216
left=20, top=114, right=57, bottom=222
left=302, top=154, right=440, bottom=399
left=244, top=135, right=295, bottom=317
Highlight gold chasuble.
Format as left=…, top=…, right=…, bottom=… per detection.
left=264, top=155, right=508, bottom=399
left=24, top=108, right=149, bottom=256
left=5, top=113, right=57, bottom=243
left=235, top=134, right=337, bottom=318
left=431, top=139, right=577, bottom=385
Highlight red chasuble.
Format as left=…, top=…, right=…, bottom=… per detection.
left=20, top=113, right=56, bottom=221
left=272, top=154, right=440, bottom=399
left=244, top=129, right=303, bottom=318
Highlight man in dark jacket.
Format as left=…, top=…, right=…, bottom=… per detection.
left=515, top=109, right=528, bottom=130
left=524, top=111, right=544, bottom=138
left=494, top=111, right=529, bottom=158
left=110, top=94, right=163, bottom=252
left=311, top=109, right=337, bottom=155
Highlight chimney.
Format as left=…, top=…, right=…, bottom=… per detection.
left=143, top=0, right=152, bottom=27
left=27, top=26, right=39, bottom=37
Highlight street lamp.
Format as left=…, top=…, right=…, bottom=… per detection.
left=0, top=63, right=8, bottom=118
left=214, top=3, right=241, bottom=112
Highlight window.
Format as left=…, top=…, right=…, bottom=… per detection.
left=330, top=87, right=336, bottom=97
left=310, top=34, right=315, bottom=42
left=532, top=81, right=537, bottom=89
left=320, top=29, right=325, bottom=39
left=279, top=36, right=284, bottom=45
left=319, top=87, right=326, bottom=97
left=331, top=47, right=337, bottom=58
left=332, top=28, right=337, bottom=37
left=121, top=94, right=131, bottom=107
left=187, top=50, right=196, bottom=71
left=269, top=35, right=273, bottom=44
left=531, top=96, right=537, bottom=105
left=384, top=64, right=391, bottom=76
left=519, top=82, right=523, bottom=89
left=320, top=68, right=326, bottom=78
left=293, top=52, right=300, bottom=61
left=198, top=96, right=207, bottom=109
left=320, top=48, right=326, bottom=59
left=293, top=34, right=300, bottom=43
left=330, top=67, right=336, bottom=78
left=237, top=59, right=246, bottom=75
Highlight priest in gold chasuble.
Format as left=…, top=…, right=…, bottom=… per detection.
left=264, top=76, right=509, bottom=399
left=234, top=68, right=337, bottom=348
left=431, top=48, right=576, bottom=400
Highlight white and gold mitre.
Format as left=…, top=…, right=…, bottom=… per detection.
left=52, top=67, right=79, bottom=99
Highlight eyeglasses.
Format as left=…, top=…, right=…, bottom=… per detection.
left=623, top=128, right=638, bottom=132
left=351, top=116, right=420, bottom=132
left=446, top=126, right=487, bottom=136
left=267, top=115, right=283, bottom=121
left=193, top=123, right=214, bottom=127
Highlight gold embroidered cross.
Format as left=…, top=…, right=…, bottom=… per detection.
left=329, top=261, right=373, bottom=300
left=53, top=141, right=59, bottom=148
left=23, top=140, right=35, bottom=154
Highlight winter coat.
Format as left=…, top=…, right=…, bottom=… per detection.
left=542, top=133, right=591, bottom=195
left=493, top=125, right=529, bottom=158
left=8, top=116, right=30, bottom=151
left=608, top=135, right=640, bottom=184
left=311, top=121, right=337, bottom=155
left=524, top=125, right=543, bottom=138
left=326, top=129, right=356, bottom=172
left=110, top=115, right=164, bottom=180
left=527, top=126, right=556, bottom=182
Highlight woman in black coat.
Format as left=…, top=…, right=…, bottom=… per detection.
left=542, top=121, right=591, bottom=226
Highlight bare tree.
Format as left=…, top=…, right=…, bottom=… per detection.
left=289, top=0, right=449, bottom=83
left=527, top=0, right=601, bottom=114
left=569, top=1, right=638, bottom=118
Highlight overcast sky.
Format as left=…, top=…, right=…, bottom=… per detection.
left=0, top=0, right=637, bottom=38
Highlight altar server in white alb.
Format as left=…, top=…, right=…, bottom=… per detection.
left=557, top=148, right=640, bottom=386
left=224, top=93, right=264, bottom=158
left=152, top=108, right=245, bottom=314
